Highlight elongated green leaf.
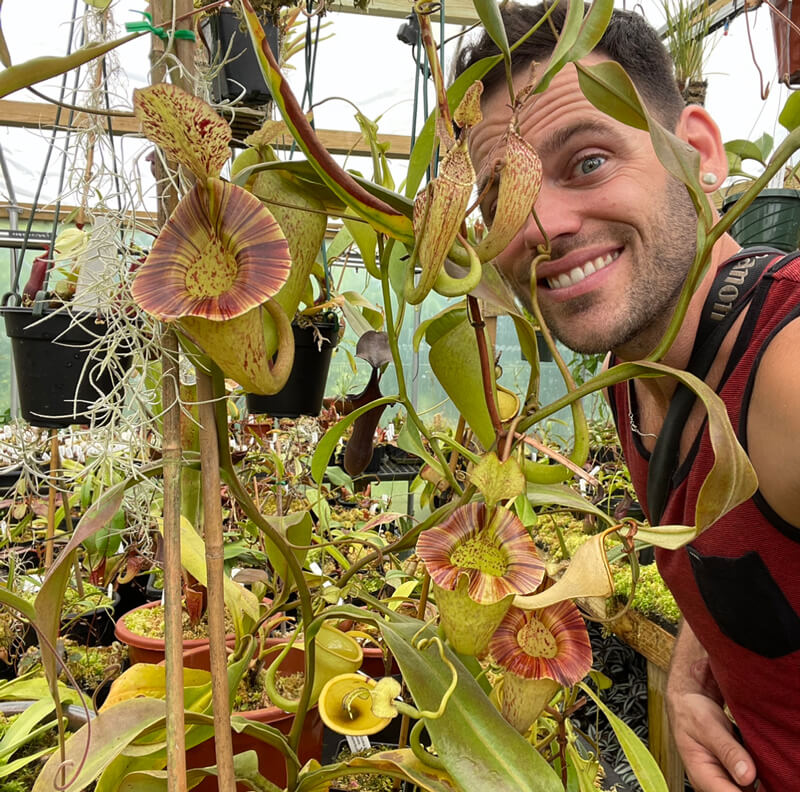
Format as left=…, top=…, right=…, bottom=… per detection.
left=397, top=420, right=446, bottom=480
left=525, top=482, right=615, bottom=526
left=166, top=515, right=260, bottom=627
left=33, top=698, right=167, bottom=792
left=378, top=614, right=563, bottom=792
left=0, top=33, right=140, bottom=98
left=310, top=396, right=398, bottom=484
left=35, top=464, right=163, bottom=695
left=473, top=0, right=511, bottom=63
left=296, top=748, right=457, bottom=792
left=579, top=683, right=667, bottom=792
left=535, top=0, right=585, bottom=93
left=118, top=750, right=269, bottom=792
left=0, top=587, right=35, bottom=622
left=575, top=60, right=647, bottom=131
left=0, top=744, right=58, bottom=777
left=262, top=510, right=313, bottom=584
left=0, top=698, right=57, bottom=761
left=427, top=314, right=496, bottom=449
left=240, top=0, right=413, bottom=243
left=575, top=360, right=757, bottom=545
left=568, top=0, right=614, bottom=62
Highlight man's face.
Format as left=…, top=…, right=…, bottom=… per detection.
left=469, top=56, right=698, bottom=358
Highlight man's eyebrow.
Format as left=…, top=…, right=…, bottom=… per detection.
left=537, top=119, right=617, bottom=160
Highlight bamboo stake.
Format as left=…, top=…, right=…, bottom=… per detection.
left=148, top=0, right=194, bottom=786
left=196, top=367, right=236, bottom=789
left=161, top=328, right=188, bottom=790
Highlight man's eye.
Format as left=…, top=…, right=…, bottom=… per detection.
left=578, top=155, right=606, bottom=175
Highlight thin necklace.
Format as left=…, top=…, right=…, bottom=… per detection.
left=627, top=381, right=657, bottom=439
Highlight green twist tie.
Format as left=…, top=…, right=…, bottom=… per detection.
left=125, top=11, right=196, bottom=41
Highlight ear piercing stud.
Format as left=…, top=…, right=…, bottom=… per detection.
left=702, top=172, right=718, bottom=185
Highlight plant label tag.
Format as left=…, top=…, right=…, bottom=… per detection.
left=346, top=734, right=371, bottom=752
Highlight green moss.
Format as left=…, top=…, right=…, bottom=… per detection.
left=610, top=563, right=681, bottom=625
left=122, top=605, right=233, bottom=640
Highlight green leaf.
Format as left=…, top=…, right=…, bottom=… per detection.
left=582, top=360, right=758, bottom=547
left=0, top=33, right=140, bottom=99
left=166, top=515, right=261, bottom=631
left=468, top=452, right=525, bottom=509
left=296, top=747, right=458, bottom=792
left=568, top=0, right=614, bottom=62
left=33, top=698, right=168, bottom=792
left=575, top=60, right=648, bottom=131
left=723, top=138, right=767, bottom=165
left=427, top=314, right=496, bottom=449
left=525, top=482, right=615, bottom=526
left=240, top=0, right=413, bottom=244
left=780, top=91, right=800, bottom=132
left=580, top=682, right=668, bottom=792
left=377, top=614, right=563, bottom=792
left=311, top=396, right=398, bottom=484
left=397, top=420, right=443, bottom=478
left=262, top=510, right=313, bottom=585
left=118, top=750, right=268, bottom=792
left=473, top=0, right=511, bottom=63
left=535, top=0, right=585, bottom=93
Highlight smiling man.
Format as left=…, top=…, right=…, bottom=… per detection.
left=457, top=5, right=800, bottom=792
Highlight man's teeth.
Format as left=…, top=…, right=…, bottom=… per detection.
left=546, top=252, right=619, bottom=290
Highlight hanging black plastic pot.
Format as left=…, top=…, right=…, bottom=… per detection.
left=721, top=188, right=800, bottom=253
left=1, top=306, right=130, bottom=428
left=200, top=7, right=279, bottom=107
left=246, top=319, right=340, bottom=419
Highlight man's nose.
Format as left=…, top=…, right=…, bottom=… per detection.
left=518, top=182, right=582, bottom=251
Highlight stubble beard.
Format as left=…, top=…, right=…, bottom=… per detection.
left=513, top=179, right=698, bottom=356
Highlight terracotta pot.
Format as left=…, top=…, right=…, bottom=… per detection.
left=114, top=600, right=235, bottom=665
left=181, top=645, right=324, bottom=791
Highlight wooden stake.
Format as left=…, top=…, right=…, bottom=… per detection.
left=196, top=368, right=236, bottom=789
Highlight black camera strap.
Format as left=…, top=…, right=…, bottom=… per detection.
left=646, top=247, right=784, bottom=525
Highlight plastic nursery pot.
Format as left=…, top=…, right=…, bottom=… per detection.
left=0, top=306, right=131, bottom=428
left=246, top=319, right=340, bottom=419
left=62, top=590, right=121, bottom=646
left=199, top=7, right=278, bottom=107
left=113, top=600, right=235, bottom=666
left=721, top=189, right=800, bottom=253
left=181, top=645, right=324, bottom=792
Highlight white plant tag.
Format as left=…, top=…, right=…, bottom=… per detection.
left=346, top=734, right=371, bottom=753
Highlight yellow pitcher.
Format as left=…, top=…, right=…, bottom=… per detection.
left=265, top=622, right=364, bottom=712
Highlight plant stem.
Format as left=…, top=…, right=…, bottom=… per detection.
left=467, top=295, right=503, bottom=438
left=45, top=430, right=58, bottom=570
left=161, top=327, right=187, bottom=790
left=378, top=239, right=462, bottom=494
left=196, top=367, right=236, bottom=791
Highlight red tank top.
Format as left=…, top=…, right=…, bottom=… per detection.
left=610, top=254, right=800, bottom=792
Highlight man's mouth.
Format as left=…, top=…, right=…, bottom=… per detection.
left=543, top=250, right=620, bottom=291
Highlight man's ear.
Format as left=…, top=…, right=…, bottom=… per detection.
left=675, top=104, right=728, bottom=192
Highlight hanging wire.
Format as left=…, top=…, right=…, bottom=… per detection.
left=298, top=2, right=331, bottom=300
left=7, top=0, right=81, bottom=301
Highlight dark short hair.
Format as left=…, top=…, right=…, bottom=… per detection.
left=454, top=2, right=685, bottom=127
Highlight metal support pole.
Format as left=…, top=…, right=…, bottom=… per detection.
left=0, top=144, right=21, bottom=419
